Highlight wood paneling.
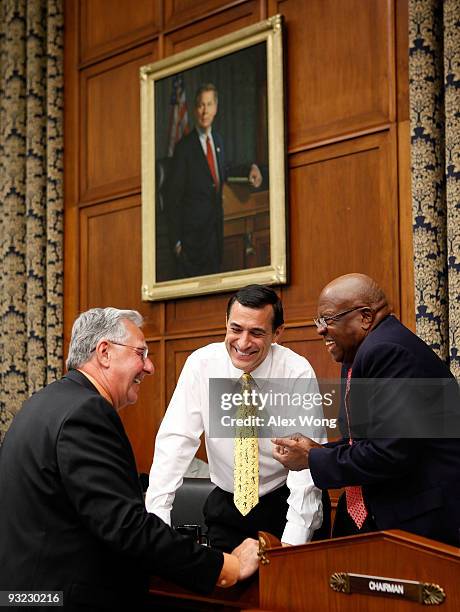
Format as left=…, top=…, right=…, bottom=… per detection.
left=271, top=0, right=394, bottom=150
left=79, top=196, right=163, bottom=336
left=164, top=0, right=251, bottom=31
left=164, top=1, right=259, bottom=55
left=165, top=292, right=230, bottom=334
left=281, top=326, right=341, bottom=382
left=119, top=340, right=162, bottom=473
left=80, top=43, right=157, bottom=203
left=80, top=0, right=161, bottom=64
left=165, top=334, right=225, bottom=402
left=283, top=129, right=399, bottom=322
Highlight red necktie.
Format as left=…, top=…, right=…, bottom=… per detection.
left=206, top=136, right=219, bottom=189
left=344, top=367, right=368, bottom=529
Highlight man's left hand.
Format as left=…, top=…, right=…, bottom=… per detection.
left=248, top=164, right=262, bottom=188
left=271, top=434, right=322, bottom=470
left=231, top=538, right=259, bottom=580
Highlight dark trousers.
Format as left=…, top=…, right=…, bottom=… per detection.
left=204, top=485, right=331, bottom=552
left=332, top=491, right=377, bottom=538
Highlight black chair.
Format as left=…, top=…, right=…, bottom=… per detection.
left=170, top=477, right=215, bottom=532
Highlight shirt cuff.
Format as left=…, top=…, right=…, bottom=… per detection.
left=281, top=521, right=312, bottom=546
left=147, top=507, right=171, bottom=526
left=216, top=553, right=239, bottom=588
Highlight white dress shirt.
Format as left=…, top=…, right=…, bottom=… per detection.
left=145, top=342, right=326, bottom=545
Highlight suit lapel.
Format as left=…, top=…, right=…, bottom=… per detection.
left=191, top=129, right=213, bottom=180
left=213, top=132, right=224, bottom=182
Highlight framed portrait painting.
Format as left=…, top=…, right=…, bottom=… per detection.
left=141, top=14, right=286, bottom=301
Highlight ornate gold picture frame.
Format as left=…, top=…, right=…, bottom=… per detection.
left=141, top=15, right=286, bottom=301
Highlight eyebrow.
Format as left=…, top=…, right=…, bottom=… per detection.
left=229, top=322, right=267, bottom=333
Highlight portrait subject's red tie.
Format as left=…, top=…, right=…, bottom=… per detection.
left=344, top=367, right=368, bottom=529
left=206, top=136, right=219, bottom=189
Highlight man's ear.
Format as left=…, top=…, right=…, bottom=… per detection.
left=360, top=308, right=374, bottom=330
left=273, top=324, right=285, bottom=344
left=94, top=339, right=110, bottom=367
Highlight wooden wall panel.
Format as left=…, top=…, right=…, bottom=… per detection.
left=164, top=1, right=260, bottom=55
left=79, top=197, right=163, bottom=336
left=281, top=326, right=341, bottom=381
left=80, top=43, right=157, bottom=203
left=165, top=334, right=225, bottom=403
left=165, top=292, right=230, bottom=334
left=282, top=129, right=399, bottom=322
left=80, top=0, right=161, bottom=64
left=165, top=0, right=251, bottom=31
left=270, top=0, right=394, bottom=150
left=119, top=340, right=162, bottom=473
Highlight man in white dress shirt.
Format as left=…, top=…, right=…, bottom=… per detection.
left=146, top=285, right=329, bottom=551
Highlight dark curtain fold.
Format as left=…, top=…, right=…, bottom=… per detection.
left=409, top=0, right=460, bottom=376
left=0, top=0, right=64, bottom=440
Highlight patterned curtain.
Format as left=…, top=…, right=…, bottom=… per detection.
left=0, top=0, right=64, bottom=441
left=409, top=0, right=460, bottom=377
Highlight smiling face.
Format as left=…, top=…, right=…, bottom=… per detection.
left=194, top=90, right=218, bottom=132
left=105, top=319, right=154, bottom=409
left=225, top=301, right=283, bottom=373
left=316, top=291, right=369, bottom=364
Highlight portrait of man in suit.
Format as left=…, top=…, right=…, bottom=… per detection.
left=163, top=83, right=263, bottom=279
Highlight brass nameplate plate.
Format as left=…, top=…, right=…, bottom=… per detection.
left=330, top=572, right=445, bottom=605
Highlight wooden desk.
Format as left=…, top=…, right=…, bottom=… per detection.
left=147, top=531, right=460, bottom=611
left=222, top=183, right=269, bottom=272
left=148, top=574, right=259, bottom=611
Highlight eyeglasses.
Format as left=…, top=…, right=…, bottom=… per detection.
left=314, top=306, right=367, bottom=330
left=110, top=341, right=148, bottom=361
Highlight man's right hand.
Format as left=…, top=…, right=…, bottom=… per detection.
left=272, top=433, right=321, bottom=470
left=231, top=538, right=259, bottom=580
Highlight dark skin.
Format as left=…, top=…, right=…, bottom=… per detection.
left=272, top=273, right=391, bottom=471
left=272, top=433, right=321, bottom=470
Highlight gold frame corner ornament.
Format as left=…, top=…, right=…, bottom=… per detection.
left=140, top=15, right=287, bottom=301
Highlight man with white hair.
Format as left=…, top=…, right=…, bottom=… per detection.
left=0, top=307, right=258, bottom=611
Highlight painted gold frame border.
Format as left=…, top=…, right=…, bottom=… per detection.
left=141, top=14, right=286, bottom=301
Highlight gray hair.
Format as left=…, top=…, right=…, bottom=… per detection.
left=66, top=307, right=143, bottom=370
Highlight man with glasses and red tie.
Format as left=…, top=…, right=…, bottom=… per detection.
left=272, top=273, right=460, bottom=547
left=165, top=83, right=262, bottom=278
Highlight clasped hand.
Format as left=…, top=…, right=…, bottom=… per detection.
left=271, top=433, right=322, bottom=470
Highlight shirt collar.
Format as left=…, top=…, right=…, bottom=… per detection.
left=77, top=369, right=113, bottom=406
left=197, top=126, right=212, bottom=142
left=227, top=344, right=274, bottom=383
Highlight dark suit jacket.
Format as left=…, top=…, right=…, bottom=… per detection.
left=309, top=315, right=460, bottom=546
left=165, top=129, right=225, bottom=277
left=0, top=370, right=223, bottom=610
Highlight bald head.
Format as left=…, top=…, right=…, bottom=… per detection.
left=316, top=274, right=391, bottom=364
left=320, top=273, right=389, bottom=314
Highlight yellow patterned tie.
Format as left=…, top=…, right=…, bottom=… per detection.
left=233, top=373, right=259, bottom=515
